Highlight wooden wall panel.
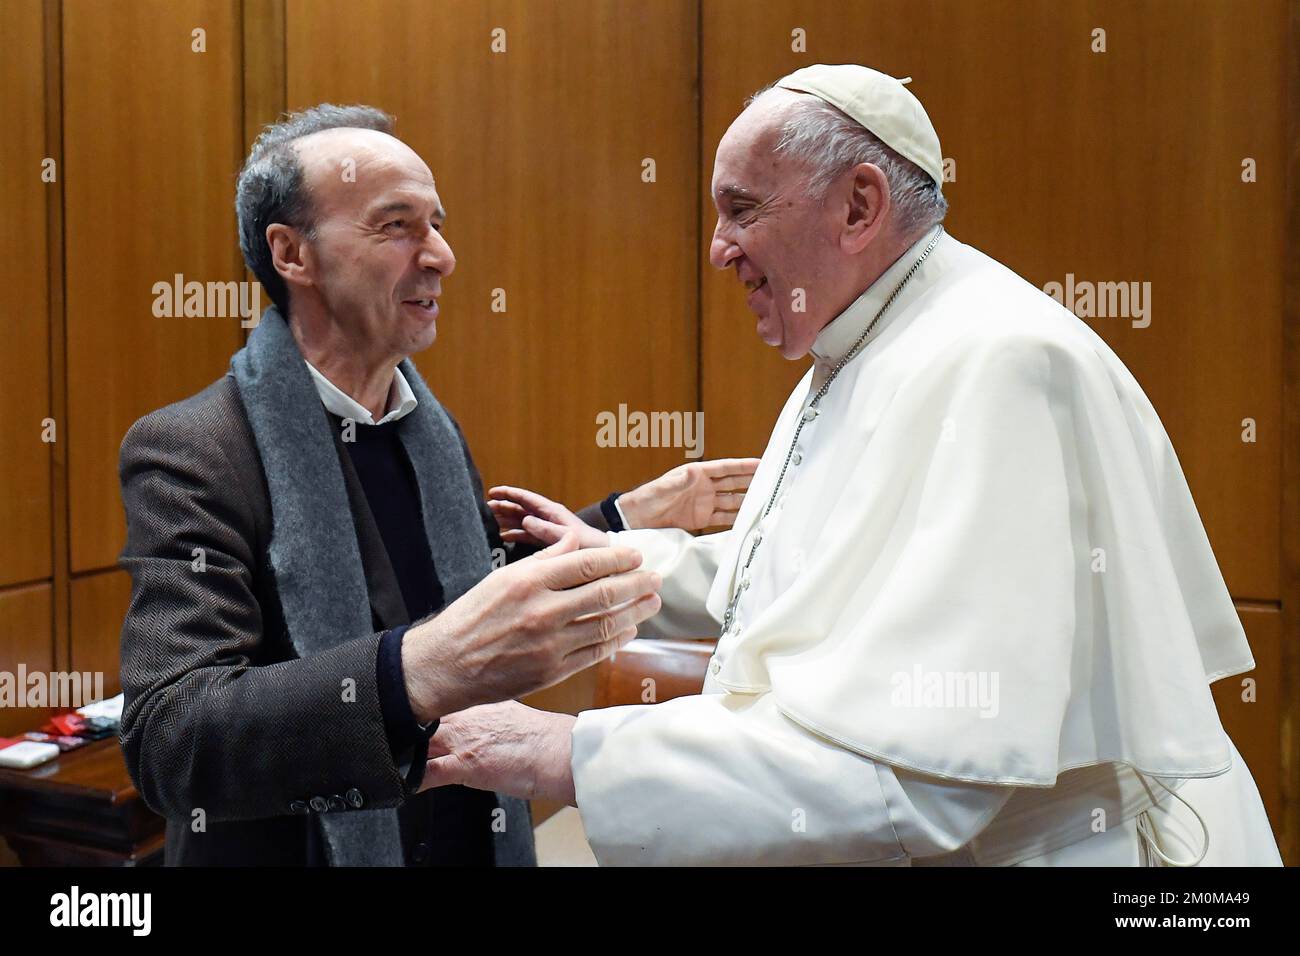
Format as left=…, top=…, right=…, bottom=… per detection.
left=0, top=0, right=52, bottom=587
left=69, top=571, right=130, bottom=702
left=63, top=0, right=246, bottom=573
left=0, top=0, right=1290, bottom=864
left=284, top=0, right=699, bottom=511
left=1281, top=0, right=1300, bottom=869
left=1214, top=606, right=1283, bottom=838
left=699, top=0, right=1286, bottom=602
left=0, top=584, right=53, bottom=738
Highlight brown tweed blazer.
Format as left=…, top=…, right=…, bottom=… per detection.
left=117, top=372, right=608, bottom=865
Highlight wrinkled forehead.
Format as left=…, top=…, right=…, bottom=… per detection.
left=295, top=127, right=441, bottom=218
left=711, top=93, right=804, bottom=199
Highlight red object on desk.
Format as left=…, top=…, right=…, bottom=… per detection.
left=45, top=712, right=87, bottom=737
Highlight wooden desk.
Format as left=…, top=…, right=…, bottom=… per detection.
left=0, top=738, right=164, bottom=866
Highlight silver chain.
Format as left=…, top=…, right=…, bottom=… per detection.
left=719, top=226, right=944, bottom=638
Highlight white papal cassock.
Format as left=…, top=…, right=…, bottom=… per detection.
left=568, top=227, right=1282, bottom=866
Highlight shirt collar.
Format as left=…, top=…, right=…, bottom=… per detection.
left=810, top=225, right=946, bottom=368
left=304, top=360, right=418, bottom=426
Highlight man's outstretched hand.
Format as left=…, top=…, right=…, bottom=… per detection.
left=401, top=532, right=660, bottom=723
left=489, top=457, right=760, bottom=547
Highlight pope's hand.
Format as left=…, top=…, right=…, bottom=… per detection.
left=419, top=700, right=577, bottom=805
left=488, top=457, right=761, bottom=548
left=616, top=458, right=760, bottom=530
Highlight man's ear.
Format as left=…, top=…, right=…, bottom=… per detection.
left=840, top=162, right=890, bottom=255
left=266, top=223, right=314, bottom=295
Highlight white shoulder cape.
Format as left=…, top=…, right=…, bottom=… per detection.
left=703, top=235, right=1253, bottom=787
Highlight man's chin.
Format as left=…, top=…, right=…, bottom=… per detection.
left=755, top=312, right=783, bottom=349
left=754, top=312, right=812, bottom=360
left=406, top=321, right=438, bottom=355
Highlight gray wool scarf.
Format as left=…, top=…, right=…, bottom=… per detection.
left=230, top=306, right=534, bottom=867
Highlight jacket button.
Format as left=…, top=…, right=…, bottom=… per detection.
left=345, top=788, right=365, bottom=809
left=289, top=800, right=308, bottom=814
left=309, top=795, right=329, bottom=813
left=412, top=842, right=429, bottom=864
left=327, top=794, right=346, bottom=812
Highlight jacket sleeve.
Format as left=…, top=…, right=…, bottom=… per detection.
left=570, top=691, right=1014, bottom=865
left=575, top=500, right=610, bottom=531
left=117, top=406, right=410, bottom=824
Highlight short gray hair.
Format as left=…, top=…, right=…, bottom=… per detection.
left=747, top=86, right=947, bottom=238
left=236, top=104, right=394, bottom=314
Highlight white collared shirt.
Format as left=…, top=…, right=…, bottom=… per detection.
left=304, top=357, right=636, bottom=533
left=304, top=360, right=418, bottom=425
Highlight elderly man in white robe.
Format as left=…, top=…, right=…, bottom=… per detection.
left=421, top=64, right=1282, bottom=867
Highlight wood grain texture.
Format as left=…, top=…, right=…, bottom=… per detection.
left=283, top=0, right=700, bottom=511
left=44, top=0, right=71, bottom=676
left=0, top=0, right=52, bottom=587
left=69, top=570, right=130, bottom=701
left=1214, top=605, right=1284, bottom=837
left=0, top=0, right=1289, bottom=862
left=63, top=0, right=246, bottom=572
left=0, top=583, right=54, bottom=738
left=241, top=0, right=285, bottom=152
left=1277, top=0, right=1299, bottom=867
left=699, top=0, right=1286, bottom=602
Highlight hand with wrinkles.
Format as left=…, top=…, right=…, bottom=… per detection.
left=489, top=457, right=762, bottom=548
left=401, top=531, right=661, bottom=722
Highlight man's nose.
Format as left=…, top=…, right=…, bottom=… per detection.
left=709, top=220, right=740, bottom=271
left=418, top=228, right=455, bottom=277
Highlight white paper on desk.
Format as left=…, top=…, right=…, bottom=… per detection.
left=76, top=692, right=124, bottom=722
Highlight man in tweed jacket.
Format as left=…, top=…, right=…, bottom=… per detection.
left=117, top=105, right=747, bottom=866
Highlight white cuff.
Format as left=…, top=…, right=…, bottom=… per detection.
left=613, top=495, right=633, bottom=530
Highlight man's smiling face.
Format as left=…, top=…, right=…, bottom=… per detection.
left=295, top=127, right=455, bottom=360
left=708, top=96, right=843, bottom=360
